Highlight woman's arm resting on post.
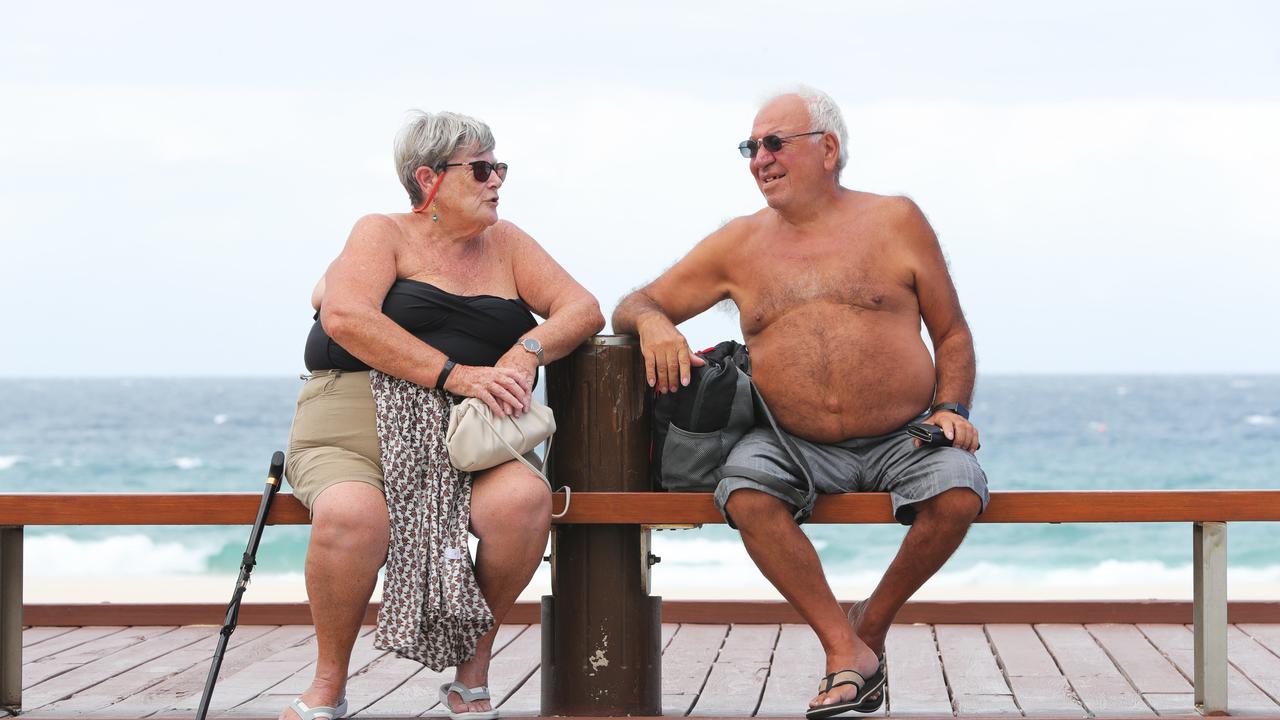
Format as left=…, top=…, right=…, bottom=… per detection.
left=493, top=221, right=605, bottom=394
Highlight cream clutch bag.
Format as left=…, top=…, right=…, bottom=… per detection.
left=445, top=397, right=568, bottom=517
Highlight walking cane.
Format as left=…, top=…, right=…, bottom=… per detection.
left=195, top=451, right=285, bottom=720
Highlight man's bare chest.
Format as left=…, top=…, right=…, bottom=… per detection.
left=732, top=243, right=916, bottom=335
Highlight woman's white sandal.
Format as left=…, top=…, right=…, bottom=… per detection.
left=439, top=681, right=499, bottom=720
left=287, top=697, right=348, bottom=720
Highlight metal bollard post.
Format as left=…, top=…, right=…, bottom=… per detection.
left=1193, top=521, right=1228, bottom=716
left=541, top=336, right=661, bottom=716
left=0, top=526, right=22, bottom=712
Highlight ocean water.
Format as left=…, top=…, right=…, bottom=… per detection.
left=1, top=376, right=1277, bottom=594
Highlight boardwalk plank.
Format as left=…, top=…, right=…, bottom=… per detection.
left=1228, top=625, right=1280, bottom=705
left=498, top=667, right=539, bottom=716
left=225, top=628, right=383, bottom=718
left=1238, top=624, right=1280, bottom=656
left=661, top=624, right=727, bottom=716
left=23, top=627, right=126, bottom=664
left=33, top=626, right=274, bottom=716
left=1088, top=623, right=1189, bottom=694
left=935, top=624, right=1018, bottom=716
left=1036, top=623, right=1152, bottom=717
left=23, top=627, right=201, bottom=710
left=689, top=624, right=778, bottom=716
left=883, top=624, right=950, bottom=717
left=757, top=624, right=825, bottom=717
left=1143, top=692, right=1197, bottom=716
left=58, top=625, right=276, bottom=718
left=1139, top=623, right=1280, bottom=713
left=341, top=652, right=432, bottom=717
left=662, top=623, right=679, bottom=650
left=22, top=627, right=76, bottom=648
left=132, top=625, right=312, bottom=717
left=985, top=624, right=1082, bottom=717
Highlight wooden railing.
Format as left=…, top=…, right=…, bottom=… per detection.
left=3, top=488, right=1277, bottom=525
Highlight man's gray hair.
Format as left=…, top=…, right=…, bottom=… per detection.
left=394, top=110, right=496, bottom=206
left=763, top=85, right=849, bottom=180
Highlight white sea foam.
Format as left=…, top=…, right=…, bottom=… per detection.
left=213, top=414, right=229, bottom=425
left=173, top=456, right=204, bottom=470
left=0, top=455, right=22, bottom=471
left=642, top=534, right=1280, bottom=597
left=23, top=534, right=220, bottom=576
left=1244, top=414, right=1277, bottom=426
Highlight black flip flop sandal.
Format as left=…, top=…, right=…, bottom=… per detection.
left=852, top=656, right=886, bottom=713
left=804, top=659, right=886, bottom=719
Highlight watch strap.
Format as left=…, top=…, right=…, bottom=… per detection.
left=436, top=358, right=457, bottom=390
left=931, top=402, right=969, bottom=420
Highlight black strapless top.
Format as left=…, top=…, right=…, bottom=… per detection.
left=304, top=279, right=537, bottom=372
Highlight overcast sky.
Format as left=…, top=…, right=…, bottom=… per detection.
left=3, top=1, right=1277, bottom=376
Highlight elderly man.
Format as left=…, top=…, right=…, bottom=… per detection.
left=612, top=87, right=988, bottom=718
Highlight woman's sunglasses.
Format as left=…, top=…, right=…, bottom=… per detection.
left=440, top=160, right=509, bottom=182
left=738, top=131, right=824, bottom=158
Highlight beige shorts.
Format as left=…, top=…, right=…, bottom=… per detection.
left=285, top=370, right=384, bottom=511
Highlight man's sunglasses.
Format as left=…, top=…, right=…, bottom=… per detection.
left=439, top=160, right=508, bottom=182
left=738, top=131, right=824, bottom=158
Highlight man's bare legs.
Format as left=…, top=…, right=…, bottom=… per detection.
left=848, top=487, right=982, bottom=656
left=725, top=486, right=981, bottom=710
left=443, top=460, right=551, bottom=715
left=282, top=482, right=390, bottom=720
left=725, top=490, right=877, bottom=710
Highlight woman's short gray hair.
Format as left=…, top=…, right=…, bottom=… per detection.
left=394, top=110, right=496, bottom=206
left=764, top=85, right=849, bottom=180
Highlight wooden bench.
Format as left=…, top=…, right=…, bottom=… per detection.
left=3, top=489, right=1279, bottom=716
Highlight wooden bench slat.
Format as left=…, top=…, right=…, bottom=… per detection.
left=3, top=489, right=1279, bottom=526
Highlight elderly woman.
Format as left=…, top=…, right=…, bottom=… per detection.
left=282, top=111, right=603, bottom=720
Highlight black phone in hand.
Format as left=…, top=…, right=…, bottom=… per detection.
left=906, top=422, right=953, bottom=447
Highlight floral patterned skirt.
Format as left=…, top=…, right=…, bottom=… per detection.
left=370, top=371, right=494, bottom=670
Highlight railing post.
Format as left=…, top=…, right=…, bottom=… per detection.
left=541, top=336, right=661, bottom=716
left=0, top=525, right=22, bottom=712
left=1193, top=521, right=1228, bottom=716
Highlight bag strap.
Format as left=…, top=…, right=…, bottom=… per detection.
left=743, top=369, right=817, bottom=522
left=474, top=409, right=570, bottom=519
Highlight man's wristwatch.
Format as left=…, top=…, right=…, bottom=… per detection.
left=931, top=402, right=970, bottom=420
left=520, top=337, right=544, bottom=365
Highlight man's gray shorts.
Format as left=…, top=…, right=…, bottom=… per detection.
left=714, top=421, right=989, bottom=526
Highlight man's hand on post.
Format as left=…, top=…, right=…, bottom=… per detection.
left=917, top=410, right=980, bottom=453
left=636, top=314, right=706, bottom=393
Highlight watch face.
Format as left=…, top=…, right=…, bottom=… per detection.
left=522, top=338, right=541, bottom=352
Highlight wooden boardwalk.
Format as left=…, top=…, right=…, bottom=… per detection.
left=10, top=623, right=1280, bottom=718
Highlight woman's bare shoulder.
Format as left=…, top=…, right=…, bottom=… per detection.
left=350, top=212, right=410, bottom=240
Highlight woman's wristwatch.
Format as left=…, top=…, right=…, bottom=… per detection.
left=520, top=337, right=544, bottom=365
